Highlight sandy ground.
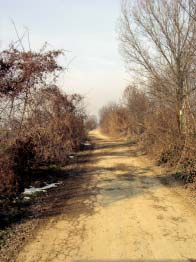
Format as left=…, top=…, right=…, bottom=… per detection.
left=16, top=129, right=196, bottom=262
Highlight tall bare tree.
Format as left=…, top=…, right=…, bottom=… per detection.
left=119, top=0, right=196, bottom=130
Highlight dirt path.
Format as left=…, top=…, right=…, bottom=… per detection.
left=16, top=130, right=196, bottom=262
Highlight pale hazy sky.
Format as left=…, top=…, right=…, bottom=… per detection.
left=1, top=0, right=129, bottom=116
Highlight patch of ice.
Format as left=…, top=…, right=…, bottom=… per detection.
left=81, top=141, right=91, bottom=146
left=24, top=196, right=31, bottom=200
left=24, top=182, right=62, bottom=195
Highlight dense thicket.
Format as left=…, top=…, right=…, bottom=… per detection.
left=100, top=0, right=196, bottom=184
left=0, top=45, right=87, bottom=204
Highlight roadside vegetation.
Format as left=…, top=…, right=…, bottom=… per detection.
left=100, top=0, right=196, bottom=185
left=0, top=41, right=90, bottom=227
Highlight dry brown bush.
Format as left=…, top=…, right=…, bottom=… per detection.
left=100, top=85, right=196, bottom=183
left=24, top=86, right=86, bottom=165
left=123, top=85, right=150, bottom=135
left=99, top=103, right=129, bottom=136
left=0, top=44, right=87, bottom=204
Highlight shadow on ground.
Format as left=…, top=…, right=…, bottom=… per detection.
left=0, top=135, right=193, bottom=262
left=21, top=135, right=180, bottom=220
left=0, top=136, right=178, bottom=227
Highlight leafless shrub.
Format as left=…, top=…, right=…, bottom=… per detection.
left=123, top=85, right=149, bottom=135
left=99, top=103, right=129, bottom=136
left=25, top=86, right=87, bottom=165
left=0, top=43, right=87, bottom=203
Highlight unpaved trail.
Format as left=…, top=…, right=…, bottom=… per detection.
left=16, top=130, right=196, bottom=262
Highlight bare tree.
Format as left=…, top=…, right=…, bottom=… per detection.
left=180, top=0, right=196, bottom=21
left=119, top=0, right=196, bottom=130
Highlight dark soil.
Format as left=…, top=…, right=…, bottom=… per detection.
left=0, top=146, right=94, bottom=262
